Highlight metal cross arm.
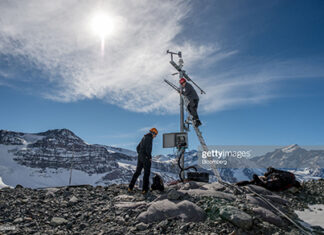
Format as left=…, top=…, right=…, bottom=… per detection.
left=169, top=61, right=206, bottom=95
left=164, top=79, right=180, bottom=93
left=166, top=50, right=182, bottom=62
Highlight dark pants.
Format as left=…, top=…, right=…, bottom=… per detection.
left=187, top=99, right=199, bottom=120
left=129, top=156, right=151, bottom=191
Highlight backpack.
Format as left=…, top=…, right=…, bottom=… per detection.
left=266, top=168, right=297, bottom=191
left=151, top=174, right=164, bottom=191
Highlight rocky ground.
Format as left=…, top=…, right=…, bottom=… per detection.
left=1, top=179, right=324, bottom=235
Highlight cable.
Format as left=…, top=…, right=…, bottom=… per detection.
left=176, top=146, right=197, bottom=182
left=218, top=179, right=312, bottom=235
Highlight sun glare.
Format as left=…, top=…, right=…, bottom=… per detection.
left=89, top=12, right=115, bottom=56
left=90, top=12, right=114, bottom=38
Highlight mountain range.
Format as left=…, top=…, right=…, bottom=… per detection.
left=0, top=128, right=323, bottom=188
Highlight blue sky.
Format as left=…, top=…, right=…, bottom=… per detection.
left=0, top=0, right=323, bottom=155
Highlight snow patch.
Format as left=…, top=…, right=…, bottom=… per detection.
left=102, top=145, right=137, bottom=157
left=0, top=144, right=107, bottom=188
left=0, top=176, right=11, bottom=188
left=23, top=134, right=45, bottom=144
left=281, top=144, right=300, bottom=153
left=295, top=204, right=324, bottom=228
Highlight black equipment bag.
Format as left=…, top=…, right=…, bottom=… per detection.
left=187, top=172, right=209, bottom=183
left=151, top=174, right=164, bottom=191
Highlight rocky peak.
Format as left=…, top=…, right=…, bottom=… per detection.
left=281, top=144, right=301, bottom=153
left=27, top=129, right=85, bottom=150
left=36, top=129, right=84, bottom=144
left=0, top=130, right=27, bottom=145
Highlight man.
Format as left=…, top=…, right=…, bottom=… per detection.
left=128, top=128, right=158, bottom=194
left=236, top=167, right=301, bottom=191
left=179, top=78, right=201, bottom=127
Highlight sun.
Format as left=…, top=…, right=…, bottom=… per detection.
left=89, top=11, right=115, bottom=56
left=90, top=12, right=115, bottom=38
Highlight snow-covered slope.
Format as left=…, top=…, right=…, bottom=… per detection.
left=252, top=144, right=324, bottom=180
left=0, top=129, right=136, bottom=188
left=0, top=129, right=185, bottom=188
left=1, top=129, right=323, bottom=188
left=252, top=144, right=324, bottom=169
left=102, top=145, right=137, bottom=157
left=0, top=176, right=10, bottom=188
left=295, top=204, right=324, bottom=229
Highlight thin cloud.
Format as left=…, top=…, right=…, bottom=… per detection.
left=0, top=70, right=10, bottom=78
left=0, top=1, right=323, bottom=114
left=0, top=0, right=231, bottom=114
left=96, top=133, right=135, bottom=139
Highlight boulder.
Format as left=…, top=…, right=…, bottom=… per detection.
left=202, top=182, right=226, bottom=191
left=262, top=195, right=289, bottom=205
left=244, top=185, right=274, bottom=195
left=252, top=207, right=285, bottom=227
left=15, top=184, right=24, bottom=189
left=136, top=222, right=149, bottom=231
left=180, top=181, right=202, bottom=190
left=46, top=187, right=60, bottom=192
left=137, top=199, right=206, bottom=224
left=178, top=189, right=235, bottom=201
left=13, top=218, right=24, bottom=223
left=114, top=194, right=135, bottom=202
left=167, top=189, right=185, bottom=200
left=114, top=201, right=147, bottom=209
left=69, top=195, right=78, bottom=203
left=246, top=195, right=273, bottom=211
left=219, top=206, right=253, bottom=230
left=50, top=217, right=68, bottom=226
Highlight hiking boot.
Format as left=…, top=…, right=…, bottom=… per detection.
left=252, top=174, right=259, bottom=181
left=253, top=174, right=265, bottom=186
left=195, top=120, right=202, bottom=127
left=142, top=190, right=148, bottom=195
left=127, top=187, right=133, bottom=193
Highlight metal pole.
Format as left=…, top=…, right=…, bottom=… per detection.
left=179, top=70, right=185, bottom=180
left=69, top=145, right=74, bottom=185
left=166, top=49, right=186, bottom=181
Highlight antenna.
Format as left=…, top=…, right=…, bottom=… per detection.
left=166, top=50, right=206, bottom=94
left=164, top=50, right=213, bottom=181
left=164, top=51, right=222, bottom=183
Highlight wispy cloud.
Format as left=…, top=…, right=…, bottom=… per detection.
left=137, top=126, right=153, bottom=133
left=96, top=133, right=135, bottom=139
left=0, top=1, right=323, bottom=114
left=0, top=0, right=208, bottom=113
left=0, top=70, right=9, bottom=78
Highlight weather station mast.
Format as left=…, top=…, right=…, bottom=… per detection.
left=163, top=50, right=216, bottom=183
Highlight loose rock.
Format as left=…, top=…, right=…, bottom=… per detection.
left=50, top=217, right=68, bottom=226
left=137, top=199, right=206, bottom=223
left=219, top=206, right=253, bottom=230
left=252, top=207, right=285, bottom=227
